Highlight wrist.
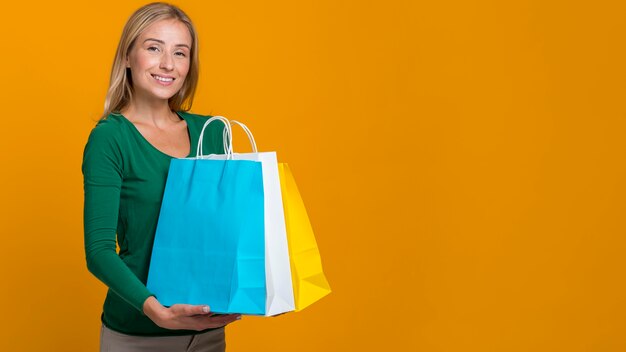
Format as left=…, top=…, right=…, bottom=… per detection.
left=143, top=296, right=167, bottom=324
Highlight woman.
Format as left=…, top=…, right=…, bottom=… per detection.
left=82, top=2, right=240, bottom=351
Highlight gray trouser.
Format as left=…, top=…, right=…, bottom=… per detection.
left=100, top=324, right=226, bottom=352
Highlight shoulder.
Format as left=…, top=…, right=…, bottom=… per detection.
left=86, top=114, right=126, bottom=145
left=178, top=111, right=225, bottom=136
left=82, top=114, right=127, bottom=174
left=178, top=111, right=226, bottom=154
left=83, top=114, right=128, bottom=162
left=178, top=110, right=214, bottom=127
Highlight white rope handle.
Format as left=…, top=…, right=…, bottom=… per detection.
left=197, top=116, right=233, bottom=158
left=223, top=127, right=232, bottom=155
left=230, top=120, right=258, bottom=153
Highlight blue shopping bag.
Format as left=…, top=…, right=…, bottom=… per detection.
left=147, top=117, right=267, bottom=315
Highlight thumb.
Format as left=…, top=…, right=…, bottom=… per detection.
left=198, top=305, right=211, bottom=315
left=174, top=304, right=211, bottom=316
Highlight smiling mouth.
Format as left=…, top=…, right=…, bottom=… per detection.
left=152, top=74, right=175, bottom=82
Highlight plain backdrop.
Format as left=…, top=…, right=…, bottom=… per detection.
left=0, top=0, right=625, bottom=351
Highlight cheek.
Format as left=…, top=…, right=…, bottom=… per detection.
left=137, top=55, right=159, bottom=69
left=178, top=61, right=191, bottom=76
left=176, top=72, right=189, bottom=86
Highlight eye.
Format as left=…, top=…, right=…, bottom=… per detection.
left=175, top=52, right=187, bottom=57
left=147, top=46, right=159, bottom=52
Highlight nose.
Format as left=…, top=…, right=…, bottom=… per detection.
left=159, top=53, right=174, bottom=71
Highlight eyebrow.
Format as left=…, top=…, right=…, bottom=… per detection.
left=143, top=38, right=190, bottom=50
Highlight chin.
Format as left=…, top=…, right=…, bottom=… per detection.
left=148, top=88, right=181, bottom=101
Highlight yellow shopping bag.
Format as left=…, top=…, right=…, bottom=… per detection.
left=277, top=163, right=331, bottom=311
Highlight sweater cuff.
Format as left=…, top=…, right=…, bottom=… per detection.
left=137, top=293, right=157, bottom=316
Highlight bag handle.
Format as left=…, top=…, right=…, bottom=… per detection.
left=196, top=117, right=259, bottom=158
left=197, top=116, right=233, bottom=158
left=230, top=120, right=258, bottom=153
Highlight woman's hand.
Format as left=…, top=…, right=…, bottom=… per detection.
left=143, top=296, right=241, bottom=331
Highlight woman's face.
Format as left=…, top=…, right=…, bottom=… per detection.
left=126, top=19, right=192, bottom=103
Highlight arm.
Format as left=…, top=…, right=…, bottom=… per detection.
left=82, top=122, right=240, bottom=330
left=82, top=123, right=154, bottom=312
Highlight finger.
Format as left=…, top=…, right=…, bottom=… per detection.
left=189, top=316, right=225, bottom=330
left=178, top=304, right=212, bottom=316
left=211, top=313, right=240, bottom=321
left=199, top=305, right=212, bottom=314
left=190, top=316, right=230, bottom=330
left=209, top=314, right=241, bottom=324
left=223, top=313, right=241, bottom=319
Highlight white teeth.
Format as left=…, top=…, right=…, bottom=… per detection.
left=153, top=75, right=174, bottom=82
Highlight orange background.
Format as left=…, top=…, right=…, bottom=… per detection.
left=1, top=0, right=625, bottom=351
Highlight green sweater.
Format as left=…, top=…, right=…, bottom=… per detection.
left=82, top=111, right=225, bottom=336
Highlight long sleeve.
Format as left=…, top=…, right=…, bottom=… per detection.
left=82, top=122, right=154, bottom=313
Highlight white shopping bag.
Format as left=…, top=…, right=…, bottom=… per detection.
left=196, top=117, right=295, bottom=316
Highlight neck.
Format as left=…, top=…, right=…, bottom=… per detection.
left=121, top=98, right=179, bottom=127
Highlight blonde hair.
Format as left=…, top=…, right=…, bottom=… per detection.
left=101, top=2, right=199, bottom=120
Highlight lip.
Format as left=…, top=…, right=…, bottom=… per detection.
left=151, top=74, right=176, bottom=86
left=152, top=74, right=175, bottom=79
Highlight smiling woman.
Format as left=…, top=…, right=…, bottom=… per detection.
left=81, top=2, right=240, bottom=352
left=124, top=20, right=191, bottom=100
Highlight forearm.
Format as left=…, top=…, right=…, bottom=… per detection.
left=85, top=235, right=153, bottom=313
